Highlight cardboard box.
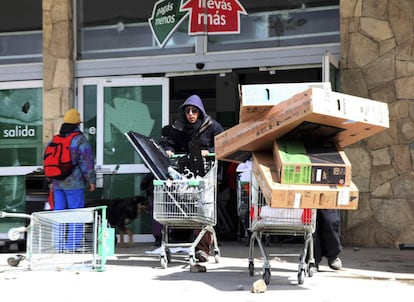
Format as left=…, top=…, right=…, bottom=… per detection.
left=273, top=139, right=352, bottom=186
left=239, top=82, right=331, bottom=122
left=215, top=87, right=389, bottom=162
left=251, top=152, right=359, bottom=210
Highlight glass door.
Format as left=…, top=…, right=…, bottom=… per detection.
left=77, top=76, right=169, bottom=240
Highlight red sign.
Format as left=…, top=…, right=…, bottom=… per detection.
left=181, top=0, right=247, bottom=35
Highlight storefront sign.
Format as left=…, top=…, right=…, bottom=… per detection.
left=149, top=0, right=247, bottom=47
left=181, top=0, right=247, bottom=34
left=148, top=0, right=188, bottom=48
left=1, top=124, right=36, bottom=138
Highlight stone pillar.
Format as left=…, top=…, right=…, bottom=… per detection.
left=42, top=0, right=74, bottom=145
left=340, top=0, right=414, bottom=247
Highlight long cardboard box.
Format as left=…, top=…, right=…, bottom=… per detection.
left=273, top=139, right=352, bottom=186
left=252, top=152, right=359, bottom=210
left=239, top=82, right=332, bottom=122
left=215, top=87, right=389, bottom=162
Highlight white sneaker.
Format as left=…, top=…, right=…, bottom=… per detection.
left=328, top=257, right=342, bottom=270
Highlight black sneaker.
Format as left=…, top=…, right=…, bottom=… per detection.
left=195, top=250, right=209, bottom=263
left=154, top=237, right=161, bottom=247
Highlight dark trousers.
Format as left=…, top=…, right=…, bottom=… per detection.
left=313, top=209, right=342, bottom=263
left=194, top=229, right=212, bottom=254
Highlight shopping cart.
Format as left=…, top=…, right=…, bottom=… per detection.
left=248, top=173, right=316, bottom=285
left=153, top=159, right=220, bottom=268
left=0, top=206, right=114, bottom=272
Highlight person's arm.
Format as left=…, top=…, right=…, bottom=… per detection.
left=77, top=135, right=96, bottom=190
left=205, top=120, right=224, bottom=154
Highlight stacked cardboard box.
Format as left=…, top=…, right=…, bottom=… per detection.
left=273, top=139, right=351, bottom=186
left=215, top=86, right=389, bottom=163
left=239, top=82, right=332, bottom=122
left=252, top=152, right=359, bottom=209
left=215, top=84, right=389, bottom=210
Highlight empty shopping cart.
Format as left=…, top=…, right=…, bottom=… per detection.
left=248, top=173, right=316, bottom=285
left=0, top=206, right=114, bottom=272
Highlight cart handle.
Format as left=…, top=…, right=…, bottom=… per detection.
left=171, top=152, right=215, bottom=158
left=0, top=211, right=31, bottom=219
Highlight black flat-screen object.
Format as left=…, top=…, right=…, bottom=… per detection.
left=124, top=131, right=171, bottom=180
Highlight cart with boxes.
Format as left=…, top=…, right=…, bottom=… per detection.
left=216, top=83, right=389, bottom=285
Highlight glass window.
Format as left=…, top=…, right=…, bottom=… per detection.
left=0, top=82, right=43, bottom=232
left=0, top=87, right=43, bottom=167
left=0, top=0, right=42, bottom=64
left=103, top=85, right=163, bottom=165
left=76, top=0, right=195, bottom=59
left=208, top=2, right=339, bottom=51
left=76, top=0, right=338, bottom=59
left=83, top=85, right=98, bottom=158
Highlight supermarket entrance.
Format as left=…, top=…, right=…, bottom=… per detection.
left=168, top=65, right=329, bottom=240
left=168, top=66, right=327, bottom=130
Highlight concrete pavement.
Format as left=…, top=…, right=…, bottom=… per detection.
left=1, top=240, right=413, bottom=302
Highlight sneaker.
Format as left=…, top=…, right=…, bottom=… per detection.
left=328, top=257, right=342, bottom=270
left=195, top=250, right=209, bottom=263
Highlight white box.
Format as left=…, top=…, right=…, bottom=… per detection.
left=240, top=82, right=332, bottom=122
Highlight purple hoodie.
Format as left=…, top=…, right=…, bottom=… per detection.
left=180, top=95, right=207, bottom=118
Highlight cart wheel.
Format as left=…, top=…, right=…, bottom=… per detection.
left=189, top=256, right=196, bottom=266
left=160, top=256, right=168, bottom=269
left=166, top=249, right=171, bottom=263
left=214, top=251, right=220, bottom=263
left=7, top=255, right=24, bottom=267
left=308, top=263, right=315, bottom=277
left=263, top=268, right=271, bottom=285
left=298, top=269, right=305, bottom=285
left=248, top=261, right=254, bottom=276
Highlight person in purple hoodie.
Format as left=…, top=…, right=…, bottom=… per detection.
left=164, top=95, right=224, bottom=263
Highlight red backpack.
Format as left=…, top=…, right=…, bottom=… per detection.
left=43, top=132, right=81, bottom=180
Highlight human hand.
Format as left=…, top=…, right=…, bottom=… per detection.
left=89, top=183, right=96, bottom=192
left=201, top=150, right=209, bottom=157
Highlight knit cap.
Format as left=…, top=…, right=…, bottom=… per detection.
left=63, top=108, right=82, bottom=124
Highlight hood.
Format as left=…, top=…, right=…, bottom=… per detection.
left=180, top=95, right=207, bottom=118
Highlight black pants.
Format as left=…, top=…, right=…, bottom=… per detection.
left=313, top=209, right=342, bottom=264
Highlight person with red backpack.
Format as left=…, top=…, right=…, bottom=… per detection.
left=45, top=108, right=96, bottom=252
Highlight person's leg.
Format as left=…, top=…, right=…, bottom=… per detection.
left=53, top=189, right=67, bottom=251
left=195, top=229, right=212, bottom=262
left=65, top=189, right=85, bottom=250
left=153, top=219, right=162, bottom=246
left=315, top=209, right=342, bottom=269
left=65, top=189, right=85, bottom=209
left=53, top=188, right=67, bottom=210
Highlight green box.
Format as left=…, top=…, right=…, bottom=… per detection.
left=274, top=139, right=351, bottom=185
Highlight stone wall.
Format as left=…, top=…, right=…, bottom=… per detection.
left=340, top=0, right=414, bottom=247
left=42, top=0, right=74, bottom=146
